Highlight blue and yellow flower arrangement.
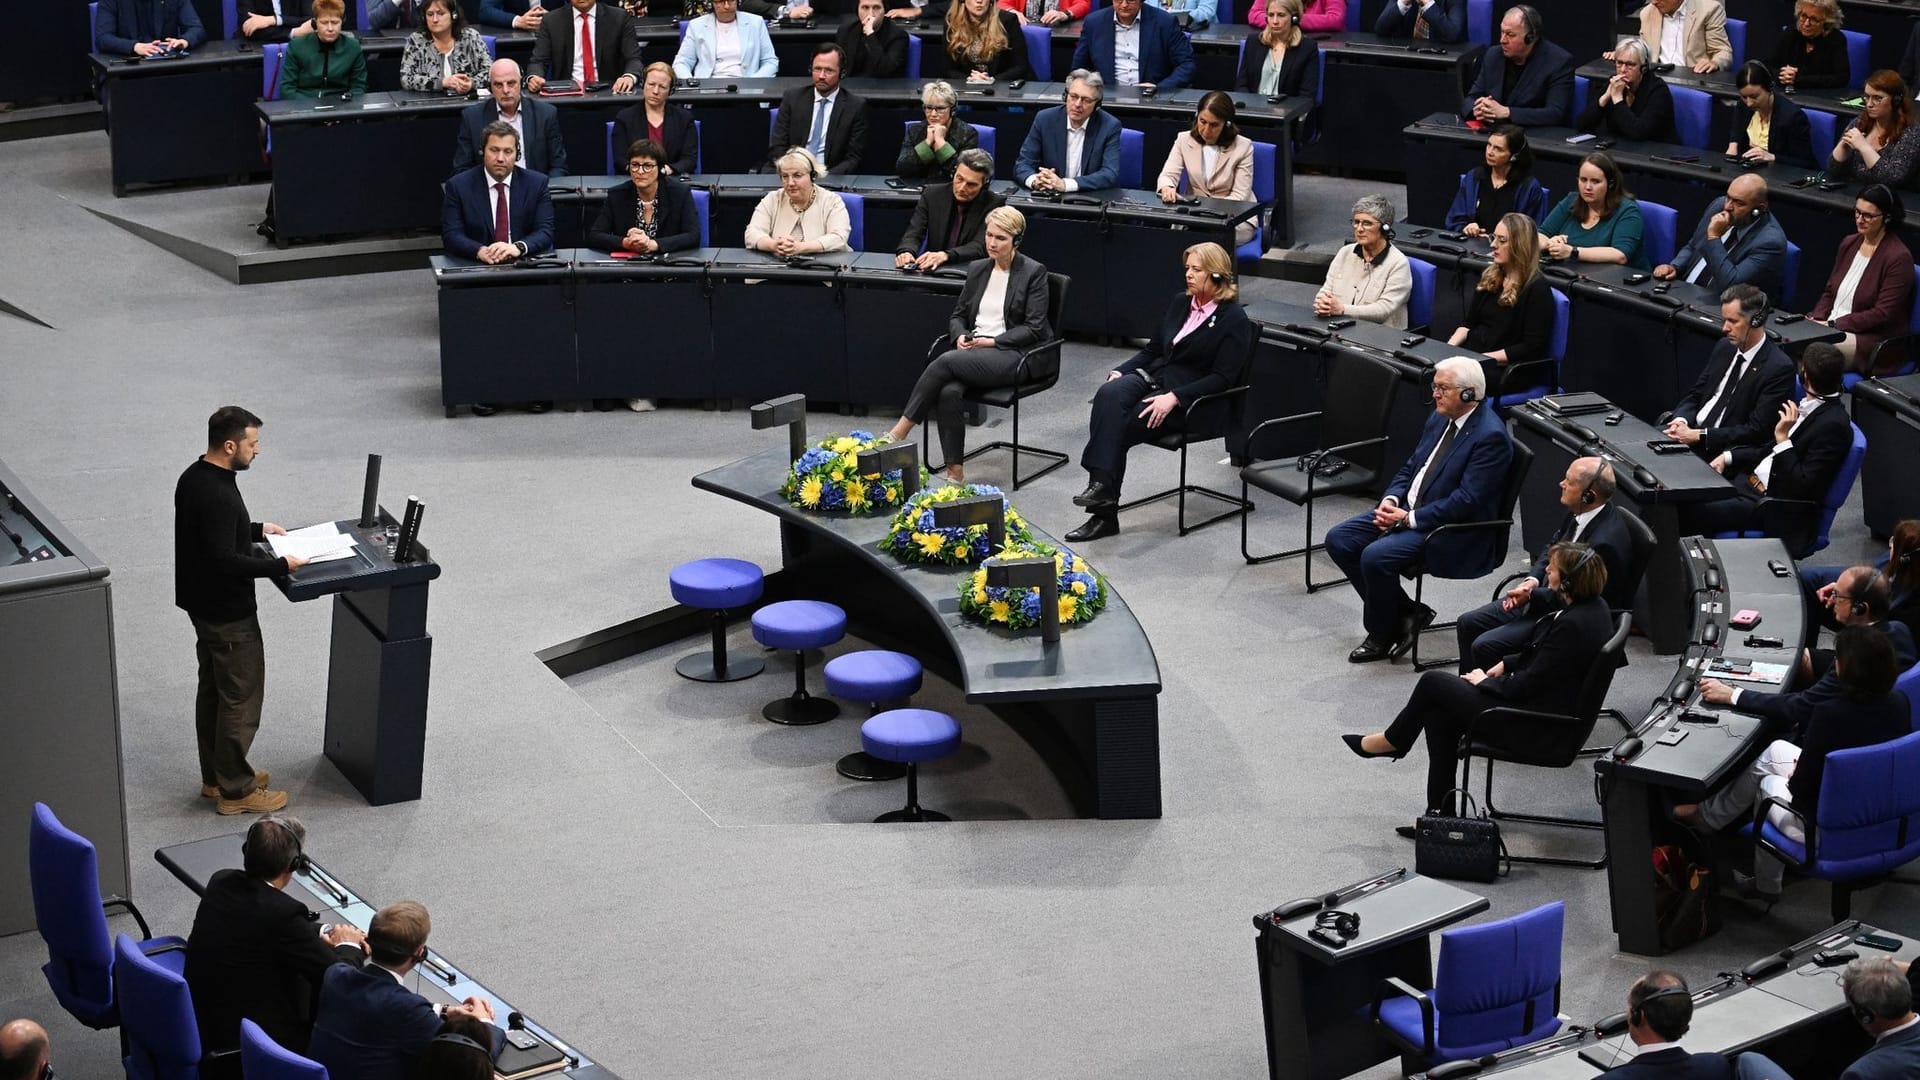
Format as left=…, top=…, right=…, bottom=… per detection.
left=957, top=543, right=1108, bottom=630
left=780, top=431, right=923, bottom=515
left=878, top=483, right=1035, bottom=566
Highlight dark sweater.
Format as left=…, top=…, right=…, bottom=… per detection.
left=1463, top=274, right=1555, bottom=392
left=174, top=458, right=289, bottom=622
left=1768, top=29, right=1850, bottom=90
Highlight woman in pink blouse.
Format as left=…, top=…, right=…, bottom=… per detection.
left=1249, top=0, right=1341, bottom=31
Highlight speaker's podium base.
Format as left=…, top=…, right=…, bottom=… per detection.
left=267, top=513, right=441, bottom=806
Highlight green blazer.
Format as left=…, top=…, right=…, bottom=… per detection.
left=279, top=32, right=367, bottom=99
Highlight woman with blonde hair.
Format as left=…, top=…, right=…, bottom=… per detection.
left=1448, top=212, right=1555, bottom=396
left=611, top=62, right=699, bottom=177
left=946, top=0, right=1030, bottom=82
left=1235, top=0, right=1317, bottom=97
left=744, top=148, right=850, bottom=255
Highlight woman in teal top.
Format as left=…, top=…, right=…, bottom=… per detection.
left=1538, top=151, right=1649, bottom=271
left=278, top=0, right=367, bottom=100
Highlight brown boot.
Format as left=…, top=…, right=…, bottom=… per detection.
left=202, top=770, right=270, bottom=799
left=216, top=788, right=289, bottom=815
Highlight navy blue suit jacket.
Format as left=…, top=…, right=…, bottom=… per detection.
left=1070, top=5, right=1194, bottom=90
left=441, top=166, right=555, bottom=259
left=1015, top=105, right=1123, bottom=190
left=1385, top=403, right=1513, bottom=576
left=1844, top=1023, right=1920, bottom=1080
left=1601, top=1047, right=1734, bottom=1080
left=452, top=98, right=569, bottom=178
left=96, top=0, right=206, bottom=54
left=1735, top=620, right=1916, bottom=739
left=1668, top=202, right=1789, bottom=298
left=1374, top=0, right=1465, bottom=41
left=1462, top=39, right=1575, bottom=127
left=1527, top=501, right=1636, bottom=611
left=308, top=963, right=488, bottom=1080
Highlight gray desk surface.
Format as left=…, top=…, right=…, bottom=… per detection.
left=1265, top=873, right=1489, bottom=964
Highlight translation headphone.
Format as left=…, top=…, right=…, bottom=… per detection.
left=242, top=817, right=310, bottom=876
left=1846, top=987, right=1879, bottom=1028
left=1568, top=543, right=1600, bottom=580
left=1628, top=985, right=1691, bottom=1028
left=1315, top=909, right=1360, bottom=941
left=431, top=1033, right=492, bottom=1056
left=1579, top=462, right=1601, bottom=505
left=1209, top=270, right=1231, bottom=286
left=1458, top=384, right=1478, bottom=403
left=1514, top=4, right=1539, bottom=44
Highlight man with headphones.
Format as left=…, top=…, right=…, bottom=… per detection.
left=184, top=815, right=369, bottom=1055
left=1452, top=455, right=1635, bottom=673
left=0, top=1019, right=52, bottom=1080
left=308, top=901, right=504, bottom=1080
left=1600, top=972, right=1739, bottom=1080
left=1015, top=70, right=1123, bottom=194
left=1655, top=176, right=1789, bottom=295
left=1663, top=283, right=1796, bottom=461
left=1839, top=957, right=1920, bottom=1080
left=1462, top=4, right=1575, bottom=128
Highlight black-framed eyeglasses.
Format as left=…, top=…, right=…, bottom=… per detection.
left=628, top=161, right=659, bottom=172
left=923, top=103, right=952, bottom=112
left=1856, top=209, right=1884, bottom=220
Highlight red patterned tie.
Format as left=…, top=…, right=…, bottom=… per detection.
left=493, top=182, right=510, bottom=243
left=580, top=11, right=596, bottom=83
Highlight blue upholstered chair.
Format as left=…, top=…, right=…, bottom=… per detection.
left=116, top=933, right=229, bottom=1080
left=974, top=122, right=997, bottom=161
left=862, top=708, right=962, bottom=822
left=29, top=802, right=185, bottom=1031
left=1755, top=730, right=1920, bottom=919
left=920, top=272, right=1071, bottom=487
left=1023, top=23, right=1052, bottom=80
left=240, top=1019, right=330, bottom=1080
left=1896, top=662, right=1920, bottom=731
left=1781, top=238, right=1800, bottom=309
left=667, top=558, right=766, bottom=682
left=751, top=599, right=847, bottom=724
left=840, top=190, right=866, bottom=250
left=481, top=34, right=496, bottom=59
left=1117, top=127, right=1143, bottom=189
left=1638, top=200, right=1678, bottom=268
left=1670, top=86, right=1712, bottom=150
left=353, top=0, right=370, bottom=30
left=89, top=1, right=101, bottom=50
left=262, top=42, right=285, bottom=101
left=222, top=0, right=238, bottom=39
left=1711, top=422, right=1865, bottom=558
left=690, top=187, right=710, bottom=246
left=1725, top=17, right=1745, bottom=64
left=1235, top=139, right=1276, bottom=268
left=1490, top=287, right=1567, bottom=414
left=1466, top=0, right=1492, bottom=46
left=1808, top=109, right=1838, bottom=166
left=905, top=32, right=921, bottom=78
left=1407, top=255, right=1437, bottom=334
left=826, top=650, right=923, bottom=780
left=1843, top=29, right=1870, bottom=88
left=1373, top=902, right=1566, bottom=1071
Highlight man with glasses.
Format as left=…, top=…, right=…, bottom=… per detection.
left=897, top=81, right=982, bottom=179
left=1314, top=194, right=1413, bottom=328
left=452, top=60, right=568, bottom=178
left=767, top=43, right=870, bottom=174
left=1578, top=38, right=1677, bottom=142
left=1662, top=283, right=1795, bottom=460
left=1325, top=356, right=1514, bottom=663
left=1016, top=70, right=1123, bottom=193
left=1463, top=4, right=1574, bottom=127
left=0, top=1019, right=51, bottom=1080
left=837, top=0, right=909, bottom=76
left=1633, top=0, right=1733, bottom=73
left=1070, top=0, right=1195, bottom=92
left=895, top=149, right=1004, bottom=269
left=1654, top=174, right=1787, bottom=295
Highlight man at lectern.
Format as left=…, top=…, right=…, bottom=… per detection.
left=174, top=406, right=307, bottom=815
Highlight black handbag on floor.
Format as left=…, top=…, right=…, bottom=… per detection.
left=1414, top=790, right=1509, bottom=883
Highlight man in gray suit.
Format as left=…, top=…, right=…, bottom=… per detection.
left=452, top=60, right=569, bottom=177
left=1841, top=958, right=1920, bottom=1080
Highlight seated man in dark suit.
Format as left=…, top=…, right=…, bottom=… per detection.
left=1685, top=341, right=1853, bottom=557
left=1454, top=456, right=1633, bottom=673
left=837, top=0, right=910, bottom=76
left=1653, top=176, right=1789, bottom=295
left=443, top=121, right=555, bottom=264
left=1326, top=356, right=1514, bottom=663
left=183, top=816, right=368, bottom=1054
left=767, top=43, right=869, bottom=175
left=95, top=0, right=206, bottom=55
left=453, top=60, right=569, bottom=178
left=1598, top=972, right=1736, bottom=1080
left=1842, top=958, right=1920, bottom=1080
left=1015, top=70, right=1124, bottom=193
left=238, top=0, right=313, bottom=42
left=1463, top=4, right=1575, bottom=128
left=1661, top=284, right=1795, bottom=461
left=1374, top=0, right=1465, bottom=42
left=894, top=149, right=1005, bottom=271
left=308, top=901, right=504, bottom=1080
left=525, top=0, right=642, bottom=93
left=1070, top=0, right=1194, bottom=92
left=478, top=0, right=544, bottom=29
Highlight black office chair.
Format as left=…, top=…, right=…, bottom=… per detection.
left=1454, top=611, right=1632, bottom=870
left=1406, top=440, right=1533, bottom=671
left=1114, top=333, right=1258, bottom=536
left=922, top=272, right=1072, bottom=490
left=1238, top=351, right=1399, bottom=591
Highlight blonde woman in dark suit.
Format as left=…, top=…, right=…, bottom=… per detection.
left=1156, top=91, right=1257, bottom=246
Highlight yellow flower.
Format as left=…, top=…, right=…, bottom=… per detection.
left=830, top=469, right=844, bottom=482
left=989, top=600, right=1011, bottom=622
left=916, top=532, right=946, bottom=557
left=972, top=586, right=989, bottom=604
left=798, top=477, right=823, bottom=507
left=1058, top=595, right=1078, bottom=621
left=1072, top=580, right=1088, bottom=596
left=845, top=483, right=867, bottom=508
left=969, top=569, right=986, bottom=589
left=832, top=436, right=858, bottom=453
left=952, top=543, right=969, bottom=558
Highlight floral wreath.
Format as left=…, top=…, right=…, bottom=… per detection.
left=958, top=542, right=1108, bottom=630
left=780, top=431, right=924, bottom=515
left=879, top=484, right=1035, bottom=566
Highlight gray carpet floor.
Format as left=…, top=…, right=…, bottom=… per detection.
left=1, top=128, right=1914, bottom=1080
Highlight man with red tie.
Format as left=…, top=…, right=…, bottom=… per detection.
left=525, top=0, right=642, bottom=93
left=442, top=122, right=555, bottom=264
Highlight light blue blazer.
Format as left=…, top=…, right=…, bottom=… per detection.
left=672, top=12, right=778, bottom=78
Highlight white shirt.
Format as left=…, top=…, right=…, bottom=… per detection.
left=1568, top=502, right=1605, bottom=541
left=498, top=105, right=526, bottom=163
left=1693, top=335, right=1763, bottom=428
left=1200, top=143, right=1219, bottom=184
left=1831, top=250, right=1871, bottom=321
left=1684, top=216, right=1738, bottom=285
left=571, top=4, right=595, bottom=82
left=714, top=18, right=743, bottom=76
left=1114, top=15, right=1141, bottom=85
left=973, top=266, right=1012, bottom=338
left=1751, top=395, right=1823, bottom=489
left=1658, top=1, right=1688, bottom=66
left=1063, top=116, right=1087, bottom=188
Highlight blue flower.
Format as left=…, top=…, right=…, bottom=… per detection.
left=849, top=429, right=876, bottom=442
left=1021, top=592, right=1041, bottom=619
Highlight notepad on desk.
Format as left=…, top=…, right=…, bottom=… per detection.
left=267, top=523, right=357, bottom=564
left=1705, top=656, right=1790, bottom=684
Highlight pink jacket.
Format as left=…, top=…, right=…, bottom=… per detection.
left=1249, top=0, right=1342, bottom=30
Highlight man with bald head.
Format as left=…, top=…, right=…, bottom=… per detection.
left=1654, top=174, right=1787, bottom=295
left=0, top=1019, right=49, bottom=1080
left=1453, top=455, right=1634, bottom=672
left=451, top=59, right=568, bottom=178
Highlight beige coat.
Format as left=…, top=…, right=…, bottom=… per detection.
left=1156, top=131, right=1258, bottom=247
left=1637, top=0, right=1733, bottom=72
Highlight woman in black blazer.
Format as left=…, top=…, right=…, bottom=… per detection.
left=1575, top=38, right=1676, bottom=143
left=610, top=63, right=698, bottom=177
left=1727, top=61, right=1816, bottom=168
left=1235, top=0, right=1317, bottom=97
left=1065, top=240, right=1253, bottom=542
left=885, top=206, right=1052, bottom=481
left=588, top=139, right=702, bottom=254
left=1343, top=542, right=1618, bottom=821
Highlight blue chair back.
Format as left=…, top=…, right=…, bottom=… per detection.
left=482, top=34, right=496, bottom=59
left=767, top=104, right=778, bottom=140
left=1548, top=286, right=1568, bottom=359
left=353, top=0, right=370, bottom=31
left=1023, top=23, right=1052, bottom=80
left=841, top=190, right=865, bottom=250
left=1118, top=126, right=1143, bottom=188
left=1725, top=17, right=1745, bottom=63
left=1896, top=662, right=1920, bottom=732
left=263, top=42, right=285, bottom=100
left=1808, top=109, right=1839, bottom=165
left=1843, top=29, right=1870, bottom=87
left=974, top=122, right=996, bottom=160
left=1639, top=200, right=1678, bottom=267
left=222, top=0, right=238, bottom=38
left=605, top=119, right=617, bottom=174
left=678, top=17, right=688, bottom=36
left=694, top=117, right=703, bottom=172
left=115, top=934, right=203, bottom=1080
left=1344, top=0, right=1360, bottom=31
left=1671, top=85, right=1712, bottom=149
left=1782, top=238, right=1800, bottom=307
left=1428, top=901, right=1565, bottom=1059
left=1572, top=74, right=1588, bottom=114
left=89, top=2, right=100, bottom=55
left=1466, top=0, right=1492, bottom=46
left=1250, top=137, right=1275, bottom=202
left=1806, top=423, right=1867, bottom=554
left=906, top=33, right=922, bottom=78
left=240, top=1019, right=328, bottom=1080
left=29, top=802, right=118, bottom=1028
left=1408, top=256, right=1436, bottom=332
left=691, top=187, right=710, bottom=246
left=1761, top=730, right=1920, bottom=880
left=1234, top=139, right=1277, bottom=267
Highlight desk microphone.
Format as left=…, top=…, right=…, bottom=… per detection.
left=1739, top=948, right=1794, bottom=982
left=357, top=453, right=382, bottom=528
left=0, top=518, right=28, bottom=560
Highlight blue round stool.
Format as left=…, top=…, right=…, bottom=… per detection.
left=669, top=559, right=766, bottom=682
left=750, top=600, right=847, bottom=725
left=824, top=651, right=923, bottom=781
left=861, top=708, right=961, bottom=822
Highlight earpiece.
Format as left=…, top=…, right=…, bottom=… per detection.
left=1010, top=228, right=1023, bottom=248
left=1569, top=544, right=1599, bottom=578
left=1458, top=385, right=1478, bottom=403
left=1628, top=985, right=1691, bottom=1028
left=1381, top=221, right=1396, bottom=240
left=1315, top=909, right=1360, bottom=941
left=1847, top=988, right=1878, bottom=1028
left=431, top=1033, right=492, bottom=1055
left=1209, top=270, right=1229, bottom=285
left=1579, top=462, right=1600, bottom=505
left=242, top=817, right=310, bottom=876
